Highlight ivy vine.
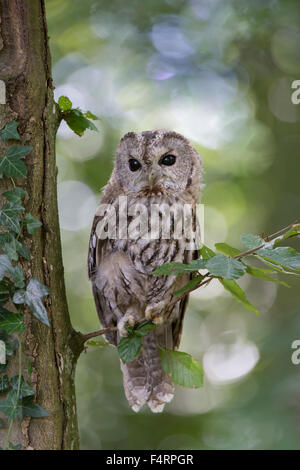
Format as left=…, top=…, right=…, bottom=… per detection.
left=0, top=121, right=49, bottom=450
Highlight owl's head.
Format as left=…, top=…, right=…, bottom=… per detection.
left=114, top=130, right=202, bottom=198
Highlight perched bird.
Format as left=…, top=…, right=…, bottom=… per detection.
left=88, top=130, right=202, bottom=412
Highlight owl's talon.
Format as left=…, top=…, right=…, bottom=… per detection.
left=153, top=315, right=164, bottom=325
left=145, top=301, right=165, bottom=323
left=118, top=313, right=139, bottom=337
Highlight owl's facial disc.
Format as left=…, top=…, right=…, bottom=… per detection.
left=115, top=131, right=197, bottom=196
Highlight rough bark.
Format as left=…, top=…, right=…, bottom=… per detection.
left=0, top=0, right=83, bottom=450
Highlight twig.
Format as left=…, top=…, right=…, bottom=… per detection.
left=80, top=327, right=117, bottom=343
left=234, top=222, right=299, bottom=260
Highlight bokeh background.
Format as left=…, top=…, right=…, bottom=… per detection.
left=46, top=0, right=300, bottom=450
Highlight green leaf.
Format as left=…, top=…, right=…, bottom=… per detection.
left=0, top=234, right=28, bottom=262
left=0, top=121, right=20, bottom=142
left=199, top=245, right=216, bottom=260
left=117, top=335, right=142, bottom=363
left=13, top=278, right=50, bottom=326
left=0, top=145, right=31, bottom=179
left=0, top=390, right=48, bottom=421
left=153, top=259, right=207, bottom=276
left=8, top=442, right=21, bottom=450
left=159, top=349, right=203, bottom=388
left=0, top=375, right=9, bottom=393
left=173, top=274, right=204, bottom=296
left=0, top=203, right=24, bottom=233
left=21, top=397, right=48, bottom=419
left=132, top=321, right=157, bottom=337
left=219, top=279, right=258, bottom=314
left=206, top=255, right=247, bottom=279
left=240, top=233, right=264, bottom=250
left=0, top=311, right=25, bottom=334
left=83, top=111, right=99, bottom=120
left=246, top=265, right=290, bottom=287
left=3, top=187, right=26, bottom=205
left=10, top=376, right=34, bottom=399
left=0, top=331, right=18, bottom=356
left=215, top=243, right=240, bottom=257
left=16, top=241, right=30, bottom=261
left=274, top=225, right=300, bottom=244
left=58, top=96, right=72, bottom=112
left=0, top=390, right=21, bottom=420
left=0, top=254, right=25, bottom=288
left=24, top=213, right=42, bottom=235
left=86, top=339, right=108, bottom=348
left=257, top=247, right=300, bottom=271
left=65, top=109, right=98, bottom=136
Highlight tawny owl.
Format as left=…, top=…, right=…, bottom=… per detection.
left=88, top=130, right=202, bottom=412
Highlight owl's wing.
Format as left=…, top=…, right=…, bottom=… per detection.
left=171, top=218, right=200, bottom=350
left=87, top=191, right=118, bottom=344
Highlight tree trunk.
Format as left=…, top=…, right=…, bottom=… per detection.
left=0, top=0, right=82, bottom=449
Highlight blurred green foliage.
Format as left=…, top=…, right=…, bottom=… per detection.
left=46, top=0, right=300, bottom=449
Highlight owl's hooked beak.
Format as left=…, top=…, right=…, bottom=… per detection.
left=148, top=172, right=153, bottom=190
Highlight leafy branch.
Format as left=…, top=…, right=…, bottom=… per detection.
left=57, top=96, right=99, bottom=137
left=79, top=222, right=300, bottom=390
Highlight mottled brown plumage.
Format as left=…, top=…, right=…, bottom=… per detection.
left=88, top=130, right=202, bottom=412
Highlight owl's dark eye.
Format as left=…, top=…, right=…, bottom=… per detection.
left=129, top=158, right=142, bottom=172
left=159, top=154, right=176, bottom=166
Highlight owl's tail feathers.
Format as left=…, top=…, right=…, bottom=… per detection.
left=120, top=331, right=174, bottom=413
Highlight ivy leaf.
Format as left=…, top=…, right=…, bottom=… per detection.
left=13, top=278, right=50, bottom=326
left=0, top=254, right=25, bottom=288
left=0, top=203, right=24, bottom=233
left=173, top=274, right=204, bottom=296
left=58, top=96, right=72, bottom=112
left=0, top=311, right=25, bottom=334
left=0, top=234, right=19, bottom=261
left=246, top=265, right=290, bottom=287
left=0, top=375, right=9, bottom=393
left=0, top=121, right=20, bottom=142
left=257, top=247, right=300, bottom=271
left=8, top=442, right=21, bottom=450
left=0, top=390, right=21, bottom=420
left=219, top=279, right=258, bottom=314
left=16, top=241, right=30, bottom=261
left=0, top=331, right=18, bottom=356
left=117, top=335, right=142, bottom=363
left=24, top=213, right=42, bottom=235
left=240, top=234, right=264, bottom=250
left=10, top=376, right=34, bottom=399
left=3, top=187, right=26, bottom=205
left=21, top=397, right=48, bottom=419
left=215, top=243, right=240, bottom=257
left=206, top=255, right=247, bottom=280
left=159, top=349, right=203, bottom=388
left=0, top=145, right=31, bottom=179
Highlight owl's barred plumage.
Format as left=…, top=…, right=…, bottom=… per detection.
left=88, top=130, right=202, bottom=412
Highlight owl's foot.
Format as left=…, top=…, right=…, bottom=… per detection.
left=145, top=301, right=165, bottom=325
left=118, top=312, right=139, bottom=337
